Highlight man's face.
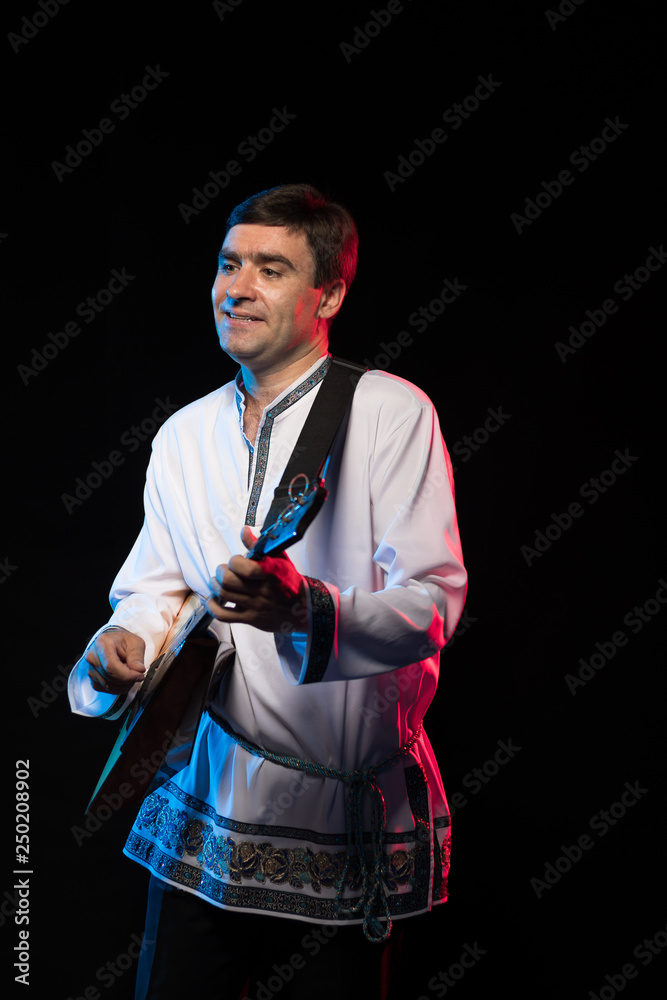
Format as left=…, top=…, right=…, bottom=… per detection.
left=212, top=224, right=334, bottom=374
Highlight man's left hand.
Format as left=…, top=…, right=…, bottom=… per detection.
left=207, top=526, right=308, bottom=633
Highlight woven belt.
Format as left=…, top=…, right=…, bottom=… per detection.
left=207, top=706, right=422, bottom=943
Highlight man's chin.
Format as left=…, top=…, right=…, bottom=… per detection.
left=217, top=331, right=265, bottom=361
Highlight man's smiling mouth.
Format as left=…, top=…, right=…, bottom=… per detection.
left=225, top=310, right=262, bottom=322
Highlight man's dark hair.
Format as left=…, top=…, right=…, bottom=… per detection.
left=225, top=183, right=358, bottom=291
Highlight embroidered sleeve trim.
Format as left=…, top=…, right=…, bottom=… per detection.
left=302, top=577, right=335, bottom=684
left=98, top=693, right=130, bottom=720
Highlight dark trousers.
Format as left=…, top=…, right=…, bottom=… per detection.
left=135, top=875, right=407, bottom=1000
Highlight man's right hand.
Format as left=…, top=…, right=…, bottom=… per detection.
left=85, top=628, right=146, bottom=694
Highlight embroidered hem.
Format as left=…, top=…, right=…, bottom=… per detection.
left=123, top=765, right=450, bottom=923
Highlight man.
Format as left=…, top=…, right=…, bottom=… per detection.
left=69, top=184, right=467, bottom=999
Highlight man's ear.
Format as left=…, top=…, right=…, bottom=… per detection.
left=316, top=279, right=347, bottom=322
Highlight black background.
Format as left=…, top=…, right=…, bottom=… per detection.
left=3, top=1, right=666, bottom=998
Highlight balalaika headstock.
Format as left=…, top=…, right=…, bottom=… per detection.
left=245, top=474, right=328, bottom=561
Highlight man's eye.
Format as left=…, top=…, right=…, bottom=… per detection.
left=263, top=268, right=280, bottom=277
left=219, top=263, right=236, bottom=274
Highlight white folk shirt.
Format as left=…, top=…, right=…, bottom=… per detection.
left=69, top=355, right=467, bottom=928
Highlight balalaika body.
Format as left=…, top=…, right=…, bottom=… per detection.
left=85, top=475, right=326, bottom=815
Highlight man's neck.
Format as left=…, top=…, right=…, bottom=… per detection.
left=240, top=345, right=329, bottom=414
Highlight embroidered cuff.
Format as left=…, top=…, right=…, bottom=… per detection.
left=67, top=656, right=133, bottom=720
left=302, top=577, right=336, bottom=684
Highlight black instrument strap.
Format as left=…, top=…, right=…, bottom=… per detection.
left=262, top=356, right=366, bottom=529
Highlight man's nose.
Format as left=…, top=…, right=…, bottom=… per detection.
left=226, top=266, right=256, bottom=299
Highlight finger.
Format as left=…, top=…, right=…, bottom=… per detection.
left=85, top=653, right=142, bottom=686
left=208, top=584, right=256, bottom=613
left=85, top=637, right=145, bottom=680
left=227, top=554, right=267, bottom=581
left=207, top=575, right=247, bottom=615
left=205, top=596, right=269, bottom=626
left=88, top=663, right=114, bottom=690
left=206, top=580, right=274, bottom=616
left=84, top=647, right=102, bottom=670
left=206, top=594, right=244, bottom=622
left=241, top=525, right=258, bottom=549
left=213, top=564, right=258, bottom=589
left=121, top=640, right=147, bottom=674
left=113, top=634, right=146, bottom=673
left=210, top=571, right=241, bottom=602
left=87, top=663, right=138, bottom=694
left=214, top=564, right=265, bottom=596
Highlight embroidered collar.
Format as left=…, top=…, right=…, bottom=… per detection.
left=239, top=355, right=332, bottom=526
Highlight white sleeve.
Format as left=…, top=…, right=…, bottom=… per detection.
left=68, top=430, right=190, bottom=718
left=279, top=392, right=467, bottom=684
